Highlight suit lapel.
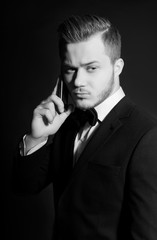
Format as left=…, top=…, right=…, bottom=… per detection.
left=71, top=97, right=134, bottom=177
left=71, top=109, right=122, bottom=176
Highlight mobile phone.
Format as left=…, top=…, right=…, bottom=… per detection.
left=56, top=76, right=71, bottom=106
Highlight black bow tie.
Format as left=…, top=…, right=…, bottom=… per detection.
left=73, top=108, right=98, bottom=128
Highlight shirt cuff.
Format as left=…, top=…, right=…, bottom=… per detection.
left=19, top=135, right=48, bottom=156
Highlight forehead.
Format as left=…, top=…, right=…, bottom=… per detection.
left=62, top=34, right=110, bottom=65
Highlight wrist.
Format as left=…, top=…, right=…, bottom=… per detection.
left=25, top=134, right=48, bottom=154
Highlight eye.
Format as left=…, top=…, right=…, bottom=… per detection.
left=63, top=67, right=76, bottom=74
left=86, top=66, right=98, bottom=72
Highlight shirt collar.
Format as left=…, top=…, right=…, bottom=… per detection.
left=95, top=87, right=125, bottom=122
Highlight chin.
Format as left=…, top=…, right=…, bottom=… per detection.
left=75, top=99, right=95, bottom=110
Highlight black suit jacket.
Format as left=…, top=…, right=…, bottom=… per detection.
left=14, top=97, right=157, bottom=240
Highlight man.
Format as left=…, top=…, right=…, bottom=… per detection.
left=14, top=15, right=157, bottom=239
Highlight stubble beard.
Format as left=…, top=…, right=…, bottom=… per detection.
left=75, top=74, right=115, bottom=110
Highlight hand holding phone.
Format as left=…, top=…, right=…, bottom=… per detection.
left=25, top=77, right=74, bottom=152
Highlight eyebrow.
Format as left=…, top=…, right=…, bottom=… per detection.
left=62, top=61, right=99, bottom=68
left=81, top=61, right=99, bottom=66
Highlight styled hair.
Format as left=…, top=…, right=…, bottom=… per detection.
left=57, top=15, right=121, bottom=63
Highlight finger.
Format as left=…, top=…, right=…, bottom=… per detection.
left=59, top=105, right=74, bottom=124
left=34, top=107, right=54, bottom=124
left=43, top=101, right=56, bottom=118
left=49, top=95, right=65, bottom=113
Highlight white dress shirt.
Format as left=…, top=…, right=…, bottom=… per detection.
left=23, top=87, right=125, bottom=157
left=73, top=87, right=125, bottom=163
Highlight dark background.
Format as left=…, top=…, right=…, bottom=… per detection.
left=3, top=1, right=157, bottom=240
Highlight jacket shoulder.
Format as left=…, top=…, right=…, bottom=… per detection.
left=115, top=97, right=157, bottom=131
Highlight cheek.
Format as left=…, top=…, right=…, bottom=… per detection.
left=63, top=79, right=73, bottom=95
left=91, top=71, right=114, bottom=94
left=63, top=74, right=73, bottom=88
left=63, top=74, right=72, bottom=83
left=91, top=72, right=109, bottom=89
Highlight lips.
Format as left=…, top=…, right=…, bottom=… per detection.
left=73, top=92, right=89, bottom=99
left=72, top=88, right=89, bottom=95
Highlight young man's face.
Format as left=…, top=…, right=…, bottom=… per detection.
left=61, top=33, right=123, bottom=110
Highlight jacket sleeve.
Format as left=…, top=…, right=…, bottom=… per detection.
left=128, top=127, right=157, bottom=239
left=12, top=137, right=53, bottom=195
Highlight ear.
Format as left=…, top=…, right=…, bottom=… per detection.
left=114, top=58, right=124, bottom=77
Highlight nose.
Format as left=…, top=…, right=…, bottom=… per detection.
left=73, top=68, right=85, bottom=87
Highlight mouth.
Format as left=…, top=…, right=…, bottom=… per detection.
left=73, top=93, right=90, bottom=99
left=72, top=88, right=89, bottom=97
